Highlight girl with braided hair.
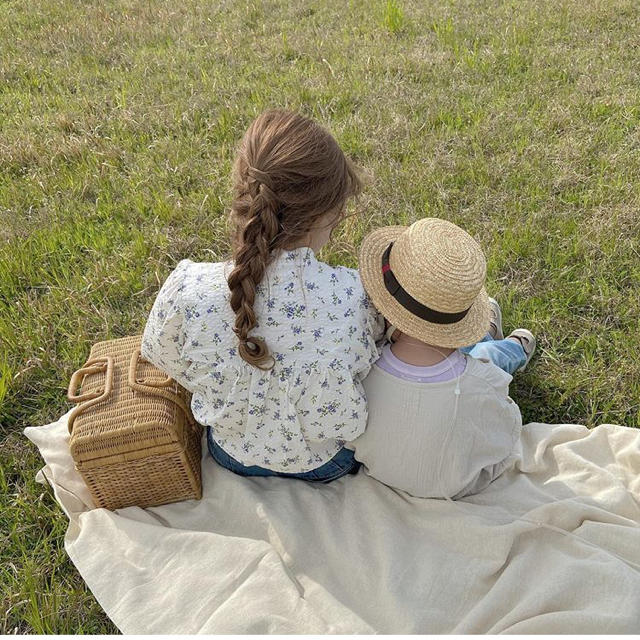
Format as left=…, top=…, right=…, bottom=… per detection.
left=142, top=109, right=384, bottom=481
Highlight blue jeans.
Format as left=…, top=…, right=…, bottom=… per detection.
left=207, top=426, right=361, bottom=483
left=460, top=333, right=526, bottom=375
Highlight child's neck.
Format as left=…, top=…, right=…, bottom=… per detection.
left=390, top=334, right=456, bottom=367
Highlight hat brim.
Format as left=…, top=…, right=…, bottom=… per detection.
left=359, top=226, right=491, bottom=349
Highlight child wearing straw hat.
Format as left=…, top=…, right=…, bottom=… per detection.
left=346, top=218, right=536, bottom=499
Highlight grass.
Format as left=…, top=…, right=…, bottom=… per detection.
left=383, top=0, right=406, bottom=34
left=2, top=0, right=640, bottom=632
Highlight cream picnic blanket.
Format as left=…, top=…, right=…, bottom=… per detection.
left=24, top=411, right=640, bottom=634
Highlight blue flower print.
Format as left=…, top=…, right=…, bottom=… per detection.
left=279, top=365, right=293, bottom=381
left=358, top=330, right=371, bottom=348
left=281, top=302, right=306, bottom=319
left=209, top=371, right=225, bottom=385
left=317, top=400, right=339, bottom=416
left=184, top=306, right=198, bottom=321
left=279, top=424, right=295, bottom=441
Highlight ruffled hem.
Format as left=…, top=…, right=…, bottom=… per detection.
left=184, top=354, right=370, bottom=470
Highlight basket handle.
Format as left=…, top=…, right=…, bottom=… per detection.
left=128, top=348, right=175, bottom=388
left=68, top=357, right=114, bottom=403
left=128, top=349, right=197, bottom=431
left=67, top=356, right=114, bottom=435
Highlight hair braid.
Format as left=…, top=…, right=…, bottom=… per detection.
left=227, top=109, right=363, bottom=369
left=227, top=176, right=281, bottom=369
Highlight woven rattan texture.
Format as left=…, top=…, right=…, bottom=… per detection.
left=68, top=335, right=202, bottom=510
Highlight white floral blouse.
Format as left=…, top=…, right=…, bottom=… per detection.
left=141, top=248, right=384, bottom=472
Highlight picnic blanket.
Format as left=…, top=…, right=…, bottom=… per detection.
left=24, top=411, right=640, bottom=634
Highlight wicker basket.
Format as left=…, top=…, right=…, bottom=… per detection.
left=67, top=335, right=202, bottom=510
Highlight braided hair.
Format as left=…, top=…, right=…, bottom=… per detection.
left=227, top=110, right=362, bottom=369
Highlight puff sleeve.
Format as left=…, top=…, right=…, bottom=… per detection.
left=141, top=259, right=195, bottom=392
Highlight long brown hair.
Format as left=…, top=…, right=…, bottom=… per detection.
left=227, top=109, right=362, bottom=369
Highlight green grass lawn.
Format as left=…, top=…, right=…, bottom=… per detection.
left=2, top=0, right=639, bottom=632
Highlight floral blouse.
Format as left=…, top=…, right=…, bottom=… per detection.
left=141, top=248, right=384, bottom=472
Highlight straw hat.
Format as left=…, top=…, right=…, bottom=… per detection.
left=359, top=218, right=490, bottom=348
